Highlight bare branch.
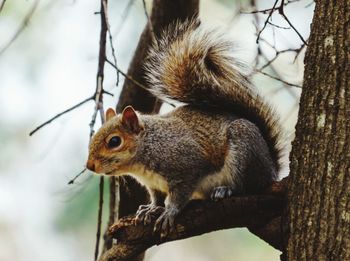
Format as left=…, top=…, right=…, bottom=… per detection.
left=243, top=0, right=301, bottom=14
left=258, top=47, right=303, bottom=71
left=97, top=179, right=288, bottom=261
left=102, top=0, right=119, bottom=86
left=277, top=3, right=308, bottom=45
left=29, top=96, right=94, bottom=136
left=0, top=0, right=39, bottom=56
left=258, top=70, right=302, bottom=88
left=267, top=20, right=291, bottom=29
left=105, top=58, right=149, bottom=92
left=93, top=0, right=111, bottom=259
left=248, top=0, right=308, bottom=46
left=256, top=0, right=279, bottom=43
left=68, top=168, right=87, bottom=185
left=105, top=58, right=175, bottom=108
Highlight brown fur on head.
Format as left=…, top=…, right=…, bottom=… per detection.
left=86, top=106, right=144, bottom=175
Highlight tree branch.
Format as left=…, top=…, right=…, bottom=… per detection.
left=99, top=179, right=288, bottom=261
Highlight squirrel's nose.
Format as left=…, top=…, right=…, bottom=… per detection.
left=86, top=159, right=95, bottom=172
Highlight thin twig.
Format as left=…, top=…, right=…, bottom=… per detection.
left=105, top=58, right=149, bottom=91
left=249, top=0, right=308, bottom=46
left=305, top=0, right=315, bottom=8
left=292, top=41, right=307, bottom=62
left=250, top=0, right=260, bottom=71
left=102, top=0, right=119, bottom=86
left=258, top=70, right=302, bottom=88
left=0, top=0, right=39, bottom=56
left=29, top=91, right=112, bottom=136
left=256, top=0, right=279, bottom=43
left=267, top=20, right=290, bottom=29
left=277, top=1, right=308, bottom=46
left=243, top=0, right=300, bottom=14
left=90, top=78, right=104, bottom=138
left=29, top=96, right=94, bottom=136
left=258, top=50, right=301, bottom=99
left=93, top=0, right=109, bottom=260
left=68, top=168, right=87, bottom=185
left=105, top=58, right=176, bottom=108
left=259, top=48, right=297, bottom=71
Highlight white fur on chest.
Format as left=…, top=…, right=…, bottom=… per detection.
left=128, top=164, right=169, bottom=194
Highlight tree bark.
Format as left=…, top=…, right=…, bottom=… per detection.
left=286, top=1, right=350, bottom=260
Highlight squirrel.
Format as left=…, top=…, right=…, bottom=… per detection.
left=86, top=20, right=283, bottom=237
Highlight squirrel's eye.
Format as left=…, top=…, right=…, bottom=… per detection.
left=107, top=136, right=122, bottom=149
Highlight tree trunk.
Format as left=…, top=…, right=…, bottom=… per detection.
left=286, top=1, right=350, bottom=260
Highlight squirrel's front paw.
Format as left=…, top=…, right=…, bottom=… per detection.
left=154, top=207, right=179, bottom=238
left=135, top=204, right=164, bottom=225
left=211, top=186, right=241, bottom=200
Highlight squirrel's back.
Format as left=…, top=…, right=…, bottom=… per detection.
left=144, top=19, right=283, bottom=173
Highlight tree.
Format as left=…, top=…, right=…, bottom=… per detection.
left=286, top=0, right=350, bottom=259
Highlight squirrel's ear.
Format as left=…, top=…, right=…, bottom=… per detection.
left=105, top=108, right=116, bottom=122
left=121, top=106, right=143, bottom=133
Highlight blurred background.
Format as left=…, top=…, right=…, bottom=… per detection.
left=0, top=0, right=314, bottom=260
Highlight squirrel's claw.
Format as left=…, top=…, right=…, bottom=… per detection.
left=135, top=204, right=164, bottom=225
left=211, top=186, right=240, bottom=200
left=154, top=207, right=179, bottom=239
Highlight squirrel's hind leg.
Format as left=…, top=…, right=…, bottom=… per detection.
left=223, top=119, right=275, bottom=194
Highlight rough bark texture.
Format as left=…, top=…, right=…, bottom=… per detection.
left=98, top=179, right=288, bottom=261
left=286, top=1, right=350, bottom=260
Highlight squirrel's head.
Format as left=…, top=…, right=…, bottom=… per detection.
left=86, top=106, right=144, bottom=176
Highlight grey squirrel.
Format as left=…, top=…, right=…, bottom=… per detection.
left=86, top=20, right=283, bottom=237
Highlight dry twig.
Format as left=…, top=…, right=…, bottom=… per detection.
left=92, top=0, right=110, bottom=259
left=29, top=96, right=94, bottom=136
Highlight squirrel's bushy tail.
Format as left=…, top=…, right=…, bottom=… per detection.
left=144, top=20, right=283, bottom=172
